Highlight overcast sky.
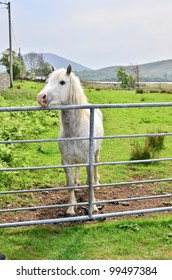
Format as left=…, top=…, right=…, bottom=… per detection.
left=0, top=0, right=172, bottom=69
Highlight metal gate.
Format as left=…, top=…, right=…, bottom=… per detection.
left=0, top=103, right=172, bottom=228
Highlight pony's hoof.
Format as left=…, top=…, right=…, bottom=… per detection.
left=66, top=208, right=76, bottom=216
left=74, top=180, right=81, bottom=186
left=93, top=208, right=99, bottom=214
left=97, top=204, right=104, bottom=211
left=94, top=180, right=100, bottom=190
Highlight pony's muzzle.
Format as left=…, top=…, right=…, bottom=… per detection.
left=37, top=92, right=48, bottom=108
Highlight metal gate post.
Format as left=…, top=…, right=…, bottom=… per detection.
left=88, top=107, right=95, bottom=218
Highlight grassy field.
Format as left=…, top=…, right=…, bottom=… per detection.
left=0, top=215, right=172, bottom=260
left=0, top=80, right=172, bottom=260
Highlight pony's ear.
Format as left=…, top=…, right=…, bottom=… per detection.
left=66, top=64, right=72, bottom=75
left=51, top=64, right=57, bottom=71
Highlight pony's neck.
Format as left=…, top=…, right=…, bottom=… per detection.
left=61, top=110, right=81, bottom=137
left=69, top=74, right=88, bottom=106
left=61, top=75, right=88, bottom=137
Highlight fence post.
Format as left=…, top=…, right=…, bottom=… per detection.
left=88, top=107, right=95, bottom=218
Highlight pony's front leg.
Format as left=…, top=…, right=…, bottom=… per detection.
left=74, top=167, right=80, bottom=186
left=86, top=167, right=99, bottom=213
left=94, top=149, right=101, bottom=190
left=94, top=149, right=100, bottom=185
left=64, top=166, right=77, bottom=216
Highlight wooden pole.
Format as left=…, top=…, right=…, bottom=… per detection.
left=8, top=2, right=13, bottom=87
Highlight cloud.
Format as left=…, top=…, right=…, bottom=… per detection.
left=1, top=0, right=172, bottom=68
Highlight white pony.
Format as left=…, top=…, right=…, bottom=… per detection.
left=37, top=65, right=104, bottom=215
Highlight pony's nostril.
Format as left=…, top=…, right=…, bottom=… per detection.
left=37, top=92, right=48, bottom=108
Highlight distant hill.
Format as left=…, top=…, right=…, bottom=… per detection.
left=24, top=52, right=91, bottom=73
left=43, top=53, right=91, bottom=72
left=23, top=53, right=172, bottom=82
left=77, top=59, right=172, bottom=82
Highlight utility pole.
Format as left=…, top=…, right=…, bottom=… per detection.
left=0, top=1, right=13, bottom=87
left=18, top=47, right=22, bottom=81
left=8, top=2, right=13, bottom=87
left=135, top=65, right=140, bottom=90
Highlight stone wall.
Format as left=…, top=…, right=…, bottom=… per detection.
left=0, top=73, right=10, bottom=91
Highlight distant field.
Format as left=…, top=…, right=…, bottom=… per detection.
left=0, top=80, right=172, bottom=260
left=83, top=80, right=172, bottom=92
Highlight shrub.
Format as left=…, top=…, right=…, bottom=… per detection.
left=160, top=89, right=166, bottom=93
left=136, top=88, right=144, bottom=94
left=130, top=141, right=152, bottom=161
left=145, top=131, right=165, bottom=152
left=0, top=146, right=14, bottom=165
left=130, top=130, right=165, bottom=162
left=149, top=90, right=158, bottom=93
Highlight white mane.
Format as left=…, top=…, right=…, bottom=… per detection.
left=69, top=73, right=88, bottom=105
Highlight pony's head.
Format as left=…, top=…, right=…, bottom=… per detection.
left=37, top=65, right=73, bottom=107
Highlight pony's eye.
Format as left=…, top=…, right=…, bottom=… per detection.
left=59, top=80, right=66, bottom=85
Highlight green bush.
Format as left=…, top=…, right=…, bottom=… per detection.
left=145, top=131, right=165, bottom=152
left=130, top=141, right=152, bottom=161
left=130, top=130, right=165, bottom=162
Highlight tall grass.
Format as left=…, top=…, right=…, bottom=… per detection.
left=146, top=130, right=165, bottom=152
left=130, top=130, right=165, bottom=162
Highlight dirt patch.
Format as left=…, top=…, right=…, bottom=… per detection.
left=1, top=178, right=172, bottom=225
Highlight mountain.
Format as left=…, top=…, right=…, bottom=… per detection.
left=23, top=52, right=91, bottom=73
left=43, top=53, right=91, bottom=72
left=23, top=52, right=172, bottom=82
left=77, top=59, right=172, bottom=82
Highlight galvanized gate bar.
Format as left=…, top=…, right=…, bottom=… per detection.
left=0, top=163, right=88, bottom=172
left=94, top=132, right=172, bottom=140
left=1, top=102, right=172, bottom=112
left=0, top=185, right=88, bottom=195
left=94, top=157, right=172, bottom=166
left=1, top=157, right=172, bottom=172
left=1, top=193, right=172, bottom=214
left=1, top=177, right=172, bottom=195
left=0, top=132, right=172, bottom=145
left=94, top=193, right=172, bottom=205
left=92, top=177, right=172, bottom=188
left=0, top=201, right=89, bottom=213
left=1, top=132, right=172, bottom=145
left=0, top=206, right=172, bottom=228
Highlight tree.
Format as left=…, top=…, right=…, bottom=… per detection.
left=116, top=67, right=129, bottom=89
left=25, top=52, right=52, bottom=78
left=129, top=64, right=140, bottom=89
left=24, top=52, right=40, bottom=74
left=116, top=67, right=136, bottom=89
left=0, top=49, right=25, bottom=80
left=36, top=53, right=52, bottom=77
left=128, top=73, right=136, bottom=89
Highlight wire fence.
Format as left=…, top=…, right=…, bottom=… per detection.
left=0, top=103, right=172, bottom=228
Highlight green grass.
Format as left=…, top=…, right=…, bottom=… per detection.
left=1, top=81, right=172, bottom=260
left=0, top=215, right=172, bottom=260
